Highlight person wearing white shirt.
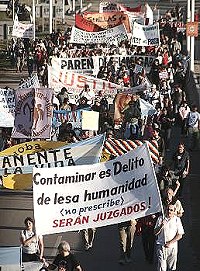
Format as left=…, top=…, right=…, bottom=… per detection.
left=154, top=204, right=184, bottom=271
left=178, top=101, right=190, bottom=135
left=20, top=217, right=44, bottom=262
left=79, top=84, right=95, bottom=105
left=119, top=43, right=127, bottom=56
left=186, top=104, right=200, bottom=150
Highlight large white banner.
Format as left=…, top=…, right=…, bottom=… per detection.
left=33, top=144, right=163, bottom=235
left=48, top=65, right=122, bottom=100
left=70, top=24, right=128, bottom=44
left=131, top=22, right=160, bottom=46
left=52, top=54, right=155, bottom=75
left=0, top=134, right=105, bottom=176
left=0, top=88, right=15, bottom=127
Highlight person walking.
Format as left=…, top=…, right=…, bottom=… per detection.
left=82, top=228, right=96, bottom=251
left=154, top=204, right=184, bottom=271
left=159, top=107, right=175, bottom=151
left=137, top=214, right=158, bottom=264
left=162, top=186, right=184, bottom=218
left=178, top=100, right=190, bottom=136
left=186, top=104, right=200, bottom=151
left=172, top=143, right=190, bottom=197
left=118, top=219, right=137, bottom=264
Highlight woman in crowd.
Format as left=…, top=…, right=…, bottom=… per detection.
left=20, top=217, right=44, bottom=262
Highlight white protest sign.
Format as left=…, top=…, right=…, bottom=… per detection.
left=131, top=22, right=160, bottom=46
left=12, top=18, right=34, bottom=39
left=126, top=11, right=144, bottom=29
left=139, top=98, right=157, bottom=117
left=159, top=70, right=169, bottom=80
left=99, top=2, right=118, bottom=13
left=17, top=74, right=40, bottom=89
left=70, top=24, right=128, bottom=45
left=0, top=88, right=15, bottom=127
left=33, top=144, right=163, bottom=235
left=82, top=110, right=99, bottom=131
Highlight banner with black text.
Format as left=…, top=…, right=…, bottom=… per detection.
left=33, top=144, right=162, bottom=235
left=131, top=22, right=160, bottom=46
left=70, top=24, right=128, bottom=44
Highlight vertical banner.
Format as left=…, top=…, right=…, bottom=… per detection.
left=12, top=88, right=53, bottom=139
left=186, top=22, right=198, bottom=37
left=33, top=144, right=163, bottom=235
left=0, top=88, right=15, bottom=127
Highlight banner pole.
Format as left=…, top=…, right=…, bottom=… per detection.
left=190, top=0, right=195, bottom=72
left=32, top=0, right=36, bottom=40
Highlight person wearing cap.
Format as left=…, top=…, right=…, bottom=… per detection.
left=20, top=217, right=44, bottom=262
left=43, top=241, right=82, bottom=271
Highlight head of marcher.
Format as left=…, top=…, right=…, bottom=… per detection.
left=191, top=104, right=198, bottom=112
left=58, top=241, right=71, bottom=256
left=24, top=217, right=34, bottom=230
left=177, top=143, right=185, bottom=154
left=166, top=204, right=176, bottom=218
left=165, top=187, right=174, bottom=201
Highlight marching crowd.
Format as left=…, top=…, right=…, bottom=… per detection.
left=1, top=1, right=200, bottom=271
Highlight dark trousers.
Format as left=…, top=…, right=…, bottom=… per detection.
left=22, top=252, right=38, bottom=262
left=141, top=226, right=155, bottom=263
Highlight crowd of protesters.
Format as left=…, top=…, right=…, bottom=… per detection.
left=1, top=2, right=200, bottom=271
